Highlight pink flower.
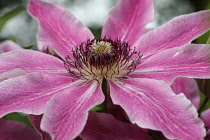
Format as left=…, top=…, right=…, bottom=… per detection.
left=201, top=109, right=210, bottom=140
left=0, top=118, right=41, bottom=140
left=171, top=77, right=210, bottom=139
left=1, top=0, right=210, bottom=139
left=0, top=40, right=22, bottom=53
left=171, top=77, right=200, bottom=108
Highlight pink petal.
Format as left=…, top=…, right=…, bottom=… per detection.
left=0, top=68, right=26, bottom=82
left=28, top=0, right=94, bottom=59
left=201, top=109, right=210, bottom=127
left=171, top=78, right=200, bottom=108
left=41, top=82, right=104, bottom=140
left=0, top=40, right=21, bottom=53
left=0, top=118, right=41, bottom=140
left=109, top=78, right=206, bottom=140
left=102, top=0, right=154, bottom=45
left=0, top=72, right=76, bottom=117
left=131, top=44, right=210, bottom=85
left=201, top=109, right=210, bottom=135
left=28, top=114, right=51, bottom=140
left=0, top=49, right=66, bottom=75
left=134, top=10, right=210, bottom=56
left=80, top=111, right=150, bottom=140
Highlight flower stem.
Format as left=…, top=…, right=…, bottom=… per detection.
left=198, top=97, right=209, bottom=116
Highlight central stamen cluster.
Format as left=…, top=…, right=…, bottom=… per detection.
left=64, top=37, right=141, bottom=83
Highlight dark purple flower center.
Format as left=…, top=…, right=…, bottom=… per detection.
left=64, top=37, right=141, bottom=83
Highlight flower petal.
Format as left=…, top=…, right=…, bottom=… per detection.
left=0, top=40, right=21, bottom=53
left=102, top=0, right=154, bottom=45
left=109, top=78, right=206, bottom=140
left=41, top=82, right=104, bottom=140
left=28, top=114, right=51, bottom=140
left=131, top=44, right=210, bottom=85
left=201, top=109, right=210, bottom=135
left=171, top=78, right=200, bottom=108
left=0, top=68, right=26, bottom=82
left=80, top=111, right=150, bottom=140
left=134, top=10, right=210, bottom=56
left=0, top=49, right=66, bottom=75
left=0, top=118, right=41, bottom=140
left=28, top=0, right=94, bottom=58
left=0, top=72, right=76, bottom=117
left=201, top=109, right=210, bottom=127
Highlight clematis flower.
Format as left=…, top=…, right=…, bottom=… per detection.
left=1, top=0, right=210, bottom=139
left=0, top=118, right=41, bottom=140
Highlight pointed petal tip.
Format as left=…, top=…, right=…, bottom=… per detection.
left=134, top=9, right=210, bottom=56
left=109, top=78, right=206, bottom=140
left=27, top=0, right=94, bottom=59
left=102, top=0, right=154, bottom=45
left=40, top=81, right=104, bottom=140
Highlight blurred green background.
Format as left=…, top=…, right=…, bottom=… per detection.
left=1, top=0, right=210, bottom=46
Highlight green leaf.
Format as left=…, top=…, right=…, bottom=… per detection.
left=23, top=45, right=34, bottom=49
left=199, top=92, right=210, bottom=112
left=207, top=35, right=210, bottom=44
left=3, top=113, right=31, bottom=126
left=91, top=104, right=103, bottom=112
left=196, top=30, right=210, bottom=44
left=206, top=0, right=210, bottom=9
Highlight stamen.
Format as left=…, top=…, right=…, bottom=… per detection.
left=64, top=37, right=142, bottom=83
